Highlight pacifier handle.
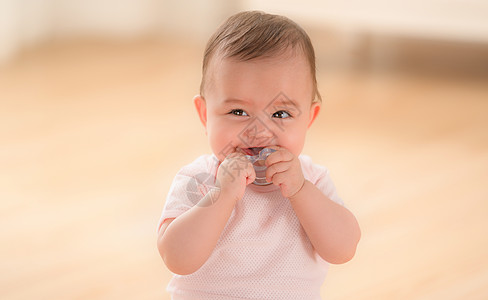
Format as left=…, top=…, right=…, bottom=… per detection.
left=244, top=148, right=276, bottom=163
left=258, top=148, right=276, bottom=159
left=246, top=148, right=277, bottom=186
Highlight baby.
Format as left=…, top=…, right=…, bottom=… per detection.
left=157, top=11, right=361, bottom=299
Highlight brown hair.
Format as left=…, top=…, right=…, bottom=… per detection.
left=200, top=11, right=322, bottom=103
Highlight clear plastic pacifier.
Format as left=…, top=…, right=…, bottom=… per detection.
left=244, top=148, right=276, bottom=186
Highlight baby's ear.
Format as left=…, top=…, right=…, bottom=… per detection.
left=194, top=95, right=207, bottom=130
left=308, top=102, right=321, bottom=128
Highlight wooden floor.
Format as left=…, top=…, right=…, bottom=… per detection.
left=1, top=37, right=487, bottom=299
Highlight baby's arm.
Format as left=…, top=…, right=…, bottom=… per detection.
left=289, top=180, right=361, bottom=264
left=266, top=147, right=361, bottom=264
left=157, top=153, right=255, bottom=275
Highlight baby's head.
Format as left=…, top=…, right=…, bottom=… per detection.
left=194, top=11, right=322, bottom=162
left=200, top=11, right=321, bottom=103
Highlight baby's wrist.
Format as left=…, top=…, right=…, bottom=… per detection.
left=287, top=179, right=307, bottom=201
left=219, top=186, right=241, bottom=204
left=197, top=187, right=221, bottom=207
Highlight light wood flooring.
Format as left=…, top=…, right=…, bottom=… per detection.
left=1, top=37, right=487, bottom=299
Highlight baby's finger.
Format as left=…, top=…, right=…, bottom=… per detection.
left=265, top=161, right=291, bottom=183
left=270, top=171, right=287, bottom=187
left=225, top=150, right=243, bottom=159
left=234, top=147, right=249, bottom=156
left=246, top=163, right=256, bottom=185
left=265, top=148, right=293, bottom=166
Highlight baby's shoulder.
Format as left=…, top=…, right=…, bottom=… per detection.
left=299, top=154, right=329, bottom=183
left=177, top=154, right=219, bottom=177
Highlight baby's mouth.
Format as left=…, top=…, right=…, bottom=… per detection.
left=239, top=147, right=277, bottom=186
left=240, top=147, right=264, bottom=156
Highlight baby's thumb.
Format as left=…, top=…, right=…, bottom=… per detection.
left=245, top=162, right=256, bottom=185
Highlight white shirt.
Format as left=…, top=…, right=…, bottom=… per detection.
left=159, top=154, right=344, bottom=299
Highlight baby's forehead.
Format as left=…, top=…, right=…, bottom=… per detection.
left=217, top=45, right=306, bottom=64
left=207, top=48, right=310, bottom=77
left=202, top=46, right=314, bottom=103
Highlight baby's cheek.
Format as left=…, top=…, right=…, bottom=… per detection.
left=210, top=127, right=240, bottom=158
left=277, top=129, right=306, bottom=157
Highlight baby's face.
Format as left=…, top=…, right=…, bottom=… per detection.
left=196, top=49, right=320, bottom=162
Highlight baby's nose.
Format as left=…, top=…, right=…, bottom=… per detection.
left=240, top=117, right=276, bottom=145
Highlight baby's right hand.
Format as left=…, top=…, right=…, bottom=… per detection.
left=216, top=152, right=255, bottom=203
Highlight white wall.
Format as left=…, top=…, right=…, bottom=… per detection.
left=0, top=0, right=54, bottom=63
left=1, top=0, right=487, bottom=64
left=243, top=0, right=488, bottom=42
left=0, top=0, right=159, bottom=63
left=159, top=0, right=242, bottom=39
left=0, top=0, right=242, bottom=64
left=51, top=0, right=158, bottom=38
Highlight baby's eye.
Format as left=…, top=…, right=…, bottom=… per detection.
left=272, top=110, right=291, bottom=119
left=229, top=109, right=249, bottom=116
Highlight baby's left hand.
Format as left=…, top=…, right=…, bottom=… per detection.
left=265, top=146, right=305, bottom=198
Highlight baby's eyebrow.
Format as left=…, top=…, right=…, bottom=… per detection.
left=267, top=98, right=300, bottom=111
left=222, top=98, right=250, bottom=105
left=271, top=99, right=298, bottom=107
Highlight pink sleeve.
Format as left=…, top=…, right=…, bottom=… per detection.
left=300, top=155, right=344, bottom=206
left=157, top=155, right=219, bottom=232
